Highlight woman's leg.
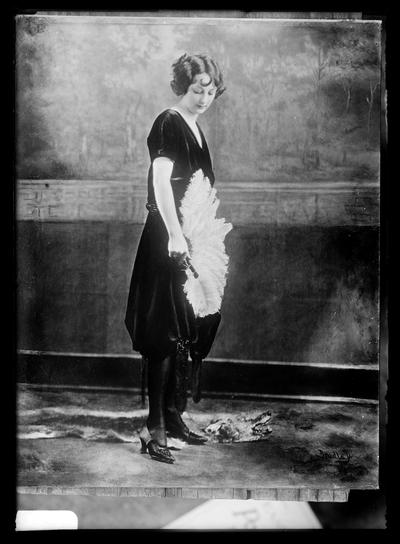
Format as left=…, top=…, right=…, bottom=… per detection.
left=146, top=353, right=173, bottom=447
left=165, top=353, right=187, bottom=428
left=165, top=352, right=207, bottom=444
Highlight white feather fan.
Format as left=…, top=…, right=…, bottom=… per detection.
left=179, top=169, right=233, bottom=317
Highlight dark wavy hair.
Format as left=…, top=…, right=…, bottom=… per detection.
left=170, top=53, right=226, bottom=99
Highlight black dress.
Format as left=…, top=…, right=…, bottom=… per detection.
left=125, top=109, right=222, bottom=362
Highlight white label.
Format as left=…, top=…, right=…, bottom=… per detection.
left=16, top=511, right=78, bottom=531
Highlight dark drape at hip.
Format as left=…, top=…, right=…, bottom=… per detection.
left=125, top=211, right=221, bottom=361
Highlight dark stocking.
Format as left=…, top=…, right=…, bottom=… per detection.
left=164, top=353, right=208, bottom=444
left=146, top=354, right=173, bottom=446
left=191, top=355, right=203, bottom=403
left=165, top=354, right=189, bottom=432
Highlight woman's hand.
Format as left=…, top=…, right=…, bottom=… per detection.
left=168, top=232, right=189, bottom=267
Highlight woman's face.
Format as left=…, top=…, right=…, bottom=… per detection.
left=180, top=72, right=216, bottom=115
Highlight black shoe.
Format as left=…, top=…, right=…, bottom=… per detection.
left=166, top=414, right=208, bottom=445
left=170, top=428, right=208, bottom=445
left=139, top=426, right=175, bottom=464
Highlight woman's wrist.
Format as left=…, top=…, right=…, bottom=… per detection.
left=168, top=228, right=184, bottom=240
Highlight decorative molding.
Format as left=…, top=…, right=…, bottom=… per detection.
left=16, top=485, right=350, bottom=502
left=165, top=487, right=350, bottom=501
left=16, top=179, right=379, bottom=226
left=17, top=351, right=379, bottom=401
left=18, top=383, right=379, bottom=406
left=17, top=349, right=378, bottom=371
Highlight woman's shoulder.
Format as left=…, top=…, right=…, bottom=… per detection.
left=147, top=109, right=183, bottom=145
left=152, top=108, right=181, bottom=126
left=148, top=109, right=181, bottom=137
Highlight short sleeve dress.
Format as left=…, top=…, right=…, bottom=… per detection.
left=124, top=108, right=230, bottom=362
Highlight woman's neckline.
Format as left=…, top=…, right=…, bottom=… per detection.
left=167, top=108, right=204, bottom=149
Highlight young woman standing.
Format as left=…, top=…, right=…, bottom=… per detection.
left=125, top=53, right=231, bottom=464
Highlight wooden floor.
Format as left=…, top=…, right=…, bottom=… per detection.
left=17, top=385, right=379, bottom=501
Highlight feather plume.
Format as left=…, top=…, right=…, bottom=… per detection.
left=180, top=170, right=233, bottom=317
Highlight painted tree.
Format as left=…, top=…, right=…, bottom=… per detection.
left=360, top=30, right=381, bottom=146
left=326, top=24, right=380, bottom=156
left=366, top=79, right=379, bottom=141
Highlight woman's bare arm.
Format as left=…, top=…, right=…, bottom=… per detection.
left=153, top=157, right=188, bottom=257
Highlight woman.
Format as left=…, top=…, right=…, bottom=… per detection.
left=125, top=53, right=232, bottom=464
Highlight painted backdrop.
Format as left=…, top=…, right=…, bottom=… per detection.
left=17, top=16, right=380, bottom=184
left=16, top=16, right=381, bottom=376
